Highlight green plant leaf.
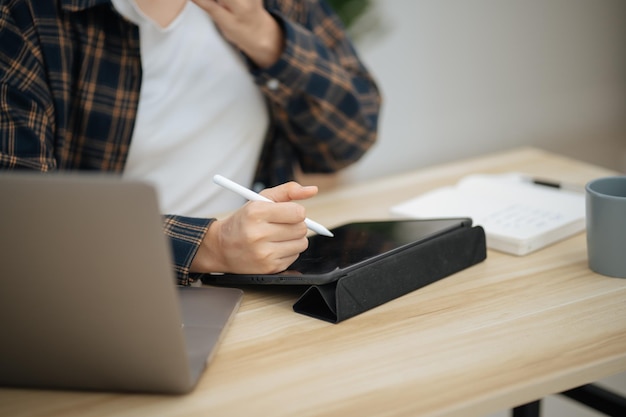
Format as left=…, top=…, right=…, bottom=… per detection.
left=327, top=0, right=371, bottom=28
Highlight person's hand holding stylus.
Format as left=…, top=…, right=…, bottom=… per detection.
left=190, top=176, right=331, bottom=275
left=213, top=175, right=333, bottom=237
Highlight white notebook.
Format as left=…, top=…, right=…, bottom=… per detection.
left=390, top=173, right=586, bottom=255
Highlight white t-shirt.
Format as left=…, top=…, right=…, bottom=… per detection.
left=112, top=0, right=269, bottom=217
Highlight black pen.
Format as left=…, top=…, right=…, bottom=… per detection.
left=521, top=176, right=585, bottom=193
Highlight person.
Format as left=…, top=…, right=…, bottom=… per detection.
left=0, top=0, right=382, bottom=285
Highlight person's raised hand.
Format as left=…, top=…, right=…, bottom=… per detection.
left=192, top=0, right=284, bottom=68
left=191, top=182, right=319, bottom=274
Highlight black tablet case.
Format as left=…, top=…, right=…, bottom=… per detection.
left=293, top=225, right=486, bottom=323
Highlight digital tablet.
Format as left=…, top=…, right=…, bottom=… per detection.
left=201, top=218, right=472, bottom=286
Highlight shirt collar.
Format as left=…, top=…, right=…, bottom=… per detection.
left=61, top=0, right=113, bottom=12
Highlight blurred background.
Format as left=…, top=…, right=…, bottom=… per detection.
left=328, top=0, right=626, bottom=183
left=327, top=1, right=626, bottom=416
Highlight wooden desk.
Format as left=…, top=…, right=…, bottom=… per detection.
left=1, top=147, right=625, bottom=417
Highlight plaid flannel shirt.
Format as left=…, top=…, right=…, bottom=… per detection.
left=0, top=0, right=381, bottom=284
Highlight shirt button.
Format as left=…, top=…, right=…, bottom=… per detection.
left=252, top=182, right=266, bottom=192
left=266, top=78, right=280, bottom=90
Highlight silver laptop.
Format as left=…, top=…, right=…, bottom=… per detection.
left=0, top=173, right=242, bottom=394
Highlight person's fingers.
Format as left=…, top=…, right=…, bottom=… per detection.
left=192, top=0, right=255, bottom=23
left=221, top=231, right=308, bottom=274
left=192, top=0, right=283, bottom=68
left=244, top=200, right=305, bottom=223
left=260, top=182, right=318, bottom=203
left=191, top=0, right=227, bottom=20
left=256, top=220, right=309, bottom=244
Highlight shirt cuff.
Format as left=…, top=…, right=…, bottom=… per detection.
left=163, top=215, right=213, bottom=286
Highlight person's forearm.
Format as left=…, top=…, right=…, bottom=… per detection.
left=192, top=0, right=285, bottom=68
left=253, top=5, right=382, bottom=173
left=235, top=10, right=285, bottom=68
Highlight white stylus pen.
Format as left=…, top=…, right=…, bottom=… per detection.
left=213, top=175, right=334, bottom=237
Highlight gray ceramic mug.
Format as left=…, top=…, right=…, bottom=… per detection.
left=586, top=176, right=626, bottom=278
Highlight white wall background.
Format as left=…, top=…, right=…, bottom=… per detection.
left=339, top=0, right=626, bottom=183
left=335, top=2, right=626, bottom=414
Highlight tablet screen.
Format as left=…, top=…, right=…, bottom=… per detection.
left=286, top=218, right=469, bottom=275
